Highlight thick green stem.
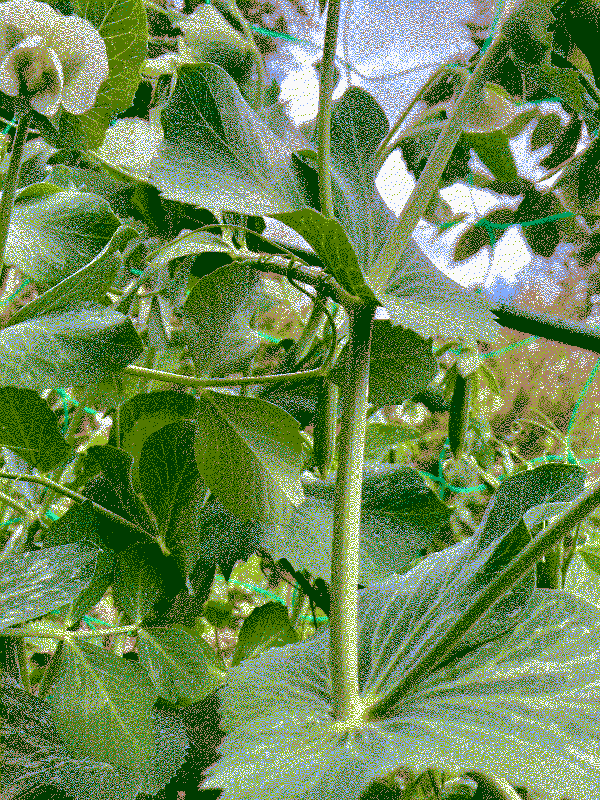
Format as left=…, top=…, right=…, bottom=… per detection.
left=330, top=302, right=377, bottom=722
left=316, top=0, right=342, bottom=219
left=0, top=101, right=31, bottom=271
left=367, top=472, right=600, bottom=719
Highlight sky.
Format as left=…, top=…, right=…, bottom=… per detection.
left=259, top=0, right=596, bottom=308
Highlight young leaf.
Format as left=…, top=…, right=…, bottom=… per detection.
left=231, top=602, right=301, bottom=667
left=0, top=305, right=143, bottom=394
left=136, top=625, right=226, bottom=704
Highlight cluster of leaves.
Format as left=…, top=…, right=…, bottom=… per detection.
left=1, top=0, right=600, bottom=799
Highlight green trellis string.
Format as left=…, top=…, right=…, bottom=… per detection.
left=2, top=3, right=600, bottom=620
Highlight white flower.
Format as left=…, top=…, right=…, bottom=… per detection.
left=0, top=0, right=108, bottom=117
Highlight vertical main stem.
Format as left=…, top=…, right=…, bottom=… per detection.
left=316, top=0, right=342, bottom=219
left=0, top=102, right=31, bottom=272
left=329, top=302, right=376, bottom=722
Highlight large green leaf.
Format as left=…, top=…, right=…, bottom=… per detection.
left=0, top=673, right=187, bottom=800
left=202, top=466, right=594, bottom=800
left=181, top=262, right=264, bottom=378
left=1, top=184, right=122, bottom=292
left=260, top=464, right=454, bottom=586
left=2, top=224, right=139, bottom=329
left=192, top=391, right=306, bottom=524
left=202, top=588, right=600, bottom=800
left=148, top=62, right=311, bottom=216
left=0, top=543, right=99, bottom=631
left=50, top=640, right=160, bottom=782
left=0, top=305, right=143, bottom=393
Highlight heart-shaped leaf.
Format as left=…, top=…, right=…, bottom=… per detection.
left=329, top=321, right=437, bottom=408
left=181, top=262, right=264, bottom=378
left=192, top=390, right=307, bottom=524
left=0, top=386, right=67, bottom=471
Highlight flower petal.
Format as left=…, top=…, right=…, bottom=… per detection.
left=46, top=15, right=109, bottom=114
left=0, top=35, right=63, bottom=115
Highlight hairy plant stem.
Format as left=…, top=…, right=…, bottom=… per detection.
left=367, top=473, right=600, bottom=719
left=0, top=100, right=31, bottom=271
left=329, top=302, right=377, bottom=722
left=316, top=0, right=342, bottom=219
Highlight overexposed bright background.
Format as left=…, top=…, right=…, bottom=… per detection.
left=260, top=0, right=595, bottom=307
